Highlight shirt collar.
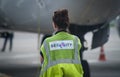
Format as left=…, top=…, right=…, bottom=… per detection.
left=53, top=30, right=67, bottom=35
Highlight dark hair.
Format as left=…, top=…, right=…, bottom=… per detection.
left=52, top=9, right=69, bottom=29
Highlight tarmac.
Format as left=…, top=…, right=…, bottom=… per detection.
left=0, top=27, right=120, bottom=77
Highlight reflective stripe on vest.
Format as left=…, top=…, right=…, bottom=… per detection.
left=40, top=36, right=81, bottom=75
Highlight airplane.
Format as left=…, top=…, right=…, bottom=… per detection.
left=0, top=0, right=120, bottom=77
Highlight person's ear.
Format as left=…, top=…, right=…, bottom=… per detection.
left=52, top=22, right=57, bottom=29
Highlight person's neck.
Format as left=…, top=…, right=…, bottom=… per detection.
left=56, top=28, right=66, bottom=32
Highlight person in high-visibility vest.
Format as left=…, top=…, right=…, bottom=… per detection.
left=39, top=9, right=84, bottom=77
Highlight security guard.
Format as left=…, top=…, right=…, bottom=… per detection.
left=40, top=9, right=84, bottom=77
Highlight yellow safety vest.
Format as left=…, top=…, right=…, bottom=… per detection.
left=40, top=32, right=84, bottom=77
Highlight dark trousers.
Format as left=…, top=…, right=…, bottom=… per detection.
left=1, top=36, right=13, bottom=52
left=1, top=37, right=8, bottom=51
